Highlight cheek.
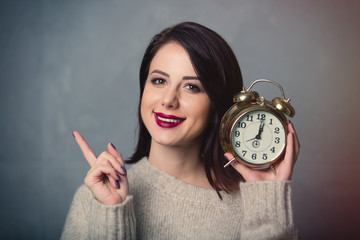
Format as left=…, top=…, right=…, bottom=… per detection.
left=140, top=86, right=161, bottom=124
left=140, top=86, right=153, bottom=112
left=140, top=99, right=151, bottom=124
left=140, top=89, right=150, bottom=122
left=141, top=84, right=162, bottom=106
left=188, top=97, right=212, bottom=125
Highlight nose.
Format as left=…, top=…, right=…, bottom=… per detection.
left=162, top=87, right=179, bottom=109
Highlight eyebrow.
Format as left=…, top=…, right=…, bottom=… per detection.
left=182, top=76, right=199, bottom=80
left=151, top=70, right=169, bottom=77
left=150, top=69, right=199, bottom=80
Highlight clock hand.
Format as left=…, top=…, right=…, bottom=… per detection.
left=250, top=120, right=265, bottom=141
left=246, top=137, right=258, bottom=142
left=245, top=120, right=266, bottom=142
left=258, top=120, right=265, bottom=137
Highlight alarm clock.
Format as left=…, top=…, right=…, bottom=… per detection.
left=219, top=79, right=295, bottom=169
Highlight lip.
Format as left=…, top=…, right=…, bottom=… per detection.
left=154, top=112, right=186, bottom=128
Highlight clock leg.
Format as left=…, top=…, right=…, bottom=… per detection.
left=224, top=157, right=236, bottom=168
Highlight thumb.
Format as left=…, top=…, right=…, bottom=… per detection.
left=107, top=143, right=126, bottom=168
left=224, top=152, right=257, bottom=181
left=107, top=143, right=120, bottom=158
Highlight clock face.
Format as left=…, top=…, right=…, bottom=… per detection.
left=231, top=110, right=286, bottom=166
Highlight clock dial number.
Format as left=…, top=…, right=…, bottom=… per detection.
left=232, top=110, right=286, bottom=165
left=246, top=115, right=253, bottom=122
left=257, top=113, right=266, bottom=121
left=274, top=127, right=280, bottom=134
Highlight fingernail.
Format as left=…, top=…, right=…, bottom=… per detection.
left=111, top=143, right=116, bottom=150
left=224, top=154, right=230, bottom=161
left=72, top=132, right=75, bottom=138
left=115, top=180, right=120, bottom=189
left=116, top=173, right=121, bottom=180
left=121, top=166, right=127, bottom=174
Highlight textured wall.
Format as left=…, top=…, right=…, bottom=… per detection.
left=1, top=0, right=359, bottom=239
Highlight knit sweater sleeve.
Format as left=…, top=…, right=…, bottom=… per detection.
left=60, top=185, right=136, bottom=240
left=239, top=181, right=300, bottom=240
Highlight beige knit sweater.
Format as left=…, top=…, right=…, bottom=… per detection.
left=61, top=158, right=299, bottom=239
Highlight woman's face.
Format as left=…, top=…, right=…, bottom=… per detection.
left=141, top=42, right=211, bottom=148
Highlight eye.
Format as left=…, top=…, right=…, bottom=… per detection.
left=151, top=78, right=166, bottom=85
left=184, top=84, right=201, bottom=93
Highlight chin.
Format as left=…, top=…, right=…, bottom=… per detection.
left=152, top=136, right=182, bottom=147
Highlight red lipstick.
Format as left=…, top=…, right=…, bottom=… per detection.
left=154, top=112, right=186, bottom=128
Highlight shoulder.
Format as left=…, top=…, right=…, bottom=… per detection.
left=126, top=157, right=151, bottom=193
left=127, top=157, right=150, bottom=176
left=71, top=184, right=95, bottom=206
left=127, top=157, right=150, bottom=183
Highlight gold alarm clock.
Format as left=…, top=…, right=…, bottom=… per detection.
left=219, top=79, right=295, bottom=169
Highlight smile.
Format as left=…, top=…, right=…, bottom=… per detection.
left=157, top=116, right=182, bottom=123
left=154, top=112, right=186, bottom=128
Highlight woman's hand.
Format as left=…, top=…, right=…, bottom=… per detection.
left=73, top=131, right=129, bottom=205
left=225, top=121, right=300, bottom=182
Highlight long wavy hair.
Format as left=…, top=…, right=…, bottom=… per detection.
left=127, top=22, right=244, bottom=197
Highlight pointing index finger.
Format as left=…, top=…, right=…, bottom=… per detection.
left=73, top=131, right=97, bottom=166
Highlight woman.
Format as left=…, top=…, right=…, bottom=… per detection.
left=61, top=22, right=300, bottom=239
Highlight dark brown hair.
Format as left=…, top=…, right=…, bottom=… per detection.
left=127, top=22, right=244, bottom=197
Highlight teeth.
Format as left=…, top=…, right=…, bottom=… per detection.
left=157, top=115, right=182, bottom=123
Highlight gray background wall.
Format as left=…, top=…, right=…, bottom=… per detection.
left=1, top=0, right=359, bottom=239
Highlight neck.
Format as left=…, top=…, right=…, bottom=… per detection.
left=148, top=139, right=212, bottom=189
